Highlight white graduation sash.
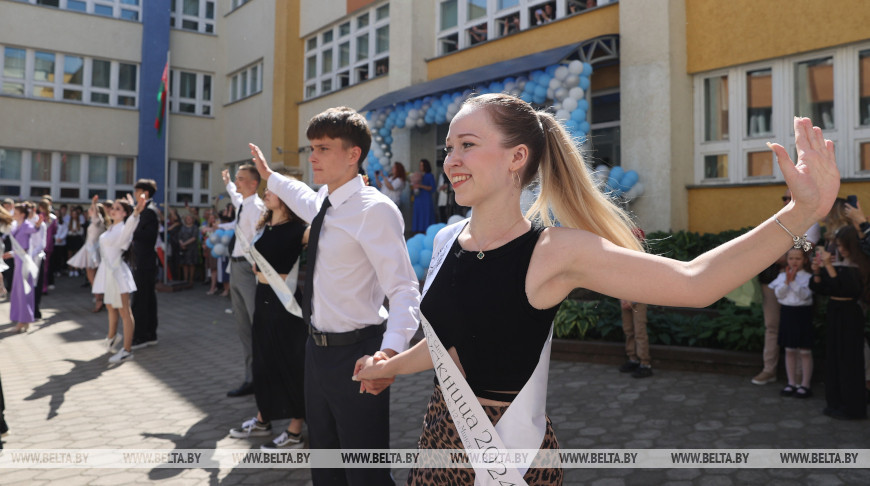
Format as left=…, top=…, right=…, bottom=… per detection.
left=233, top=218, right=256, bottom=266
left=420, top=220, right=553, bottom=486
left=10, top=233, right=40, bottom=295
left=248, top=228, right=302, bottom=318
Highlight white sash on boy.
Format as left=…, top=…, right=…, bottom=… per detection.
left=10, top=235, right=40, bottom=295
left=420, top=220, right=552, bottom=486
left=248, top=228, right=302, bottom=318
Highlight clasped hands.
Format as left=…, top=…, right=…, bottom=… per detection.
left=352, top=350, right=396, bottom=395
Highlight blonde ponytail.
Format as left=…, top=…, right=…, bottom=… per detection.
left=529, top=113, right=642, bottom=252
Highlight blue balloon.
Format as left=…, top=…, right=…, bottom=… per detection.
left=412, top=264, right=426, bottom=281
left=605, top=177, right=623, bottom=196
left=619, top=170, right=639, bottom=192
left=533, top=93, right=546, bottom=105
left=570, top=108, right=587, bottom=122
left=582, top=62, right=593, bottom=76
left=577, top=99, right=589, bottom=111
left=423, top=232, right=436, bottom=250
left=426, top=223, right=445, bottom=238
left=520, top=93, right=533, bottom=103
left=609, top=166, right=625, bottom=183
left=564, top=120, right=579, bottom=132
left=579, top=76, right=591, bottom=90
left=384, top=135, right=393, bottom=144
left=546, top=65, right=558, bottom=76
left=419, top=248, right=432, bottom=266
left=206, top=238, right=214, bottom=249
left=504, top=76, right=516, bottom=85
left=534, top=85, right=547, bottom=98
left=578, top=120, right=591, bottom=133
left=407, top=241, right=422, bottom=264
left=531, top=70, right=545, bottom=82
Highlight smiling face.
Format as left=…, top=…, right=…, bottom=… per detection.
left=443, top=105, right=521, bottom=207
left=308, top=137, right=360, bottom=191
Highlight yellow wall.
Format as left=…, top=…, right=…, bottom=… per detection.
left=686, top=0, right=870, bottom=73
left=426, top=3, right=619, bottom=80
left=688, top=182, right=870, bottom=234
left=273, top=0, right=303, bottom=169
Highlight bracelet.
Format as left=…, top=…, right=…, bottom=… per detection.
left=774, top=218, right=813, bottom=252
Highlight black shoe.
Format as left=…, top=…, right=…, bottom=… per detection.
left=0, top=415, right=8, bottom=436
left=794, top=386, right=812, bottom=399
left=619, top=360, right=640, bottom=373
left=780, top=385, right=797, bottom=397
left=632, top=365, right=653, bottom=378
left=227, top=382, right=254, bottom=397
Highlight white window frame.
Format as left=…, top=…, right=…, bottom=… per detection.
left=171, top=0, right=216, bottom=34
left=228, top=61, right=263, bottom=103
left=16, top=0, right=141, bottom=21
left=170, top=69, right=213, bottom=116
left=303, top=1, right=390, bottom=100
left=0, top=148, right=136, bottom=202
left=0, top=45, right=138, bottom=109
left=229, top=0, right=249, bottom=12
left=169, top=160, right=211, bottom=205
left=693, top=42, right=870, bottom=184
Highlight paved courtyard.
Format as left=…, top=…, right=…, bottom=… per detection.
left=0, top=275, right=868, bottom=485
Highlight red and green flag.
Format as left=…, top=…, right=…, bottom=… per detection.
left=154, top=61, right=169, bottom=137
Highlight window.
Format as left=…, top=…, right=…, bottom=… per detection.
left=170, top=160, right=210, bottom=205
left=228, top=61, right=263, bottom=102
left=171, top=0, right=215, bottom=34
left=303, top=2, right=389, bottom=99
left=694, top=42, right=870, bottom=183
left=0, top=149, right=136, bottom=201
left=230, top=0, right=249, bottom=12
left=0, top=46, right=138, bottom=108
left=437, top=0, right=581, bottom=54
left=16, top=0, right=140, bottom=21
left=170, top=69, right=212, bottom=116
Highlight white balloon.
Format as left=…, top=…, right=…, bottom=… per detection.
left=378, top=113, right=387, bottom=121
left=568, top=60, right=583, bottom=75
left=516, top=79, right=526, bottom=90
left=554, top=87, right=567, bottom=101
left=374, top=135, right=383, bottom=142
left=504, top=81, right=516, bottom=92
left=221, top=234, right=231, bottom=245
left=380, top=143, right=388, bottom=150
left=569, top=87, right=585, bottom=99
left=416, top=118, right=426, bottom=127
left=447, top=214, right=464, bottom=225
left=555, top=109, right=570, bottom=121
left=213, top=243, right=226, bottom=256
left=546, top=88, right=555, bottom=100
left=408, top=109, right=418, bottom=118
left=554, top=65, right=569, bottom=81
left=562, top=97, right=578, bottom=112
left=548, top=78, right=561, bottom=90
left=565, top=74, right=580, bottom=87
left=624, top=182, right=645, bottom=201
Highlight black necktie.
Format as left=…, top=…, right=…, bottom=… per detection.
left=229, top=203, right=243, bottom=255
left=303, top=197, right=331, bottom=326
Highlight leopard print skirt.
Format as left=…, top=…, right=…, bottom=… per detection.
left=406, top=385, right=563, bottom=485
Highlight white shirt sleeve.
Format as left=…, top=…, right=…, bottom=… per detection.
left=55, top=219, right=69, bottom=242
left=357, top=202, right=421, bottom=353
left=266, top=172, right=320, bottom=224
left=118, top=214, right=141, bottom=251
left=225, top=181, right=243, bottom=210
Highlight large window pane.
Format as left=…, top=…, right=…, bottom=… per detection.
left=357, top=34, right=369, bottom=60
left=119, top=64, right=137, bottom=91
left=339, top=42, right=350, bottom=68
left=795, top=57, right=834, bottom=129
left=306, top=56, right=317, bottom=80
left=704, top=75, right=728, bottom=142
left=60, top=153, right=81, bottom=182
left=203, top=75, right=211, bottom=101
left=746, top=68, right=772, bottom=137
left=34, top=52, right=55, bottom=82
left=467, top=0, right=486, bottom=21
left=32, top=152, right=52, bottom=181
left=375, top=26, right=389, bottom=54
left=180, top=72, right=196, bottom=98
left=116, top=157, right=135, bottom=185
left=92, top=60, right=110, bottom=88
left=89, top=155, right=108, bottom=184
left=322, top=50, right=333, bottom=74
left=0, top=149, right=22, bottom=179
left=177, top=162, right=194, bottom=188
left=357, top=13, right=369, bottom=29
left=440, top=0, right=458, bottom=30
left=64, top=56, right=84, bottom=85
left=200, top=164, right=209, bottom=189
left=4, top=48, right=25, bottom=79
left=240, top=71, right=247, bottom=96
left=183, top=0, right=199, bottom=15
left=746, top=150, right=773, bottom=177
left=859, top=49, right=870, bottom=126
left=704, top=154, right=728, bottom=179
left=376, top=4, right=389, bottom=20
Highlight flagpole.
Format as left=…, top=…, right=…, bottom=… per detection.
left=163, top=50, right=170, bottom=284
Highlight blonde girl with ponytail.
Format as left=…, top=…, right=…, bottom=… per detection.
left=354, top=93, right=839, bottom=485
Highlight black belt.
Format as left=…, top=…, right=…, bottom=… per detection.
left=309, top=322, right=386, bottom=347
left=230, top=256, right=247, bottom=262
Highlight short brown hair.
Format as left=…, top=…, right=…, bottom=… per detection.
left=237, top=164, right=261, bottom=185
left=135, top=179, right=157, bottom=197
left=306, top=107, right=371, bottom=168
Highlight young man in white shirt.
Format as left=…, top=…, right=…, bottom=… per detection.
left=250, top=107, right=420, bottom=485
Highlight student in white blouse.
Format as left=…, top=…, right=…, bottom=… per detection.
left=250, top=106, right=420, bottom=485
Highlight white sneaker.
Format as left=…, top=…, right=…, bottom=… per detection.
left=105, top=334, right=122, bottom=354
left=261, top=430, right=304, bottom=450
left=229, top=417, right=272, bottom=438
left=108, top=348, right=133, bottom=364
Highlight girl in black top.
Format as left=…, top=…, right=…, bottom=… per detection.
left=810, top=225, right=869, bottom=420
left=355, top=94, right=841, bottom=485
left=228, top=187, right=309, bottom=449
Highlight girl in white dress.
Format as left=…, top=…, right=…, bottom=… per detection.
left=67, top=195, right=108, bottom=312
left=92, top=195, right=146, bottom=364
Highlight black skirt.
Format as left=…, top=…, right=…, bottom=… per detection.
left=252, top=283, right=307, bottom=422
left=777, top=304, right=814, bottom=349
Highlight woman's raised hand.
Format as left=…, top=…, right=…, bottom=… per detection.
left=768, top=117, right=839, bottom=222
left=134, top=193, right=147, bottom=215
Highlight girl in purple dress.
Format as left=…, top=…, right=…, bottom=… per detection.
left=7, top=203, right=43, bottom=333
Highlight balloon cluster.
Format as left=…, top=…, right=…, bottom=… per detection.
left=406, top=223, right=447, bottom=280
left=205, top=228, right=235, bottom=258
left=591, top=165, right=645, bottom=202
left=364, top=60, right=594, bottom=179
